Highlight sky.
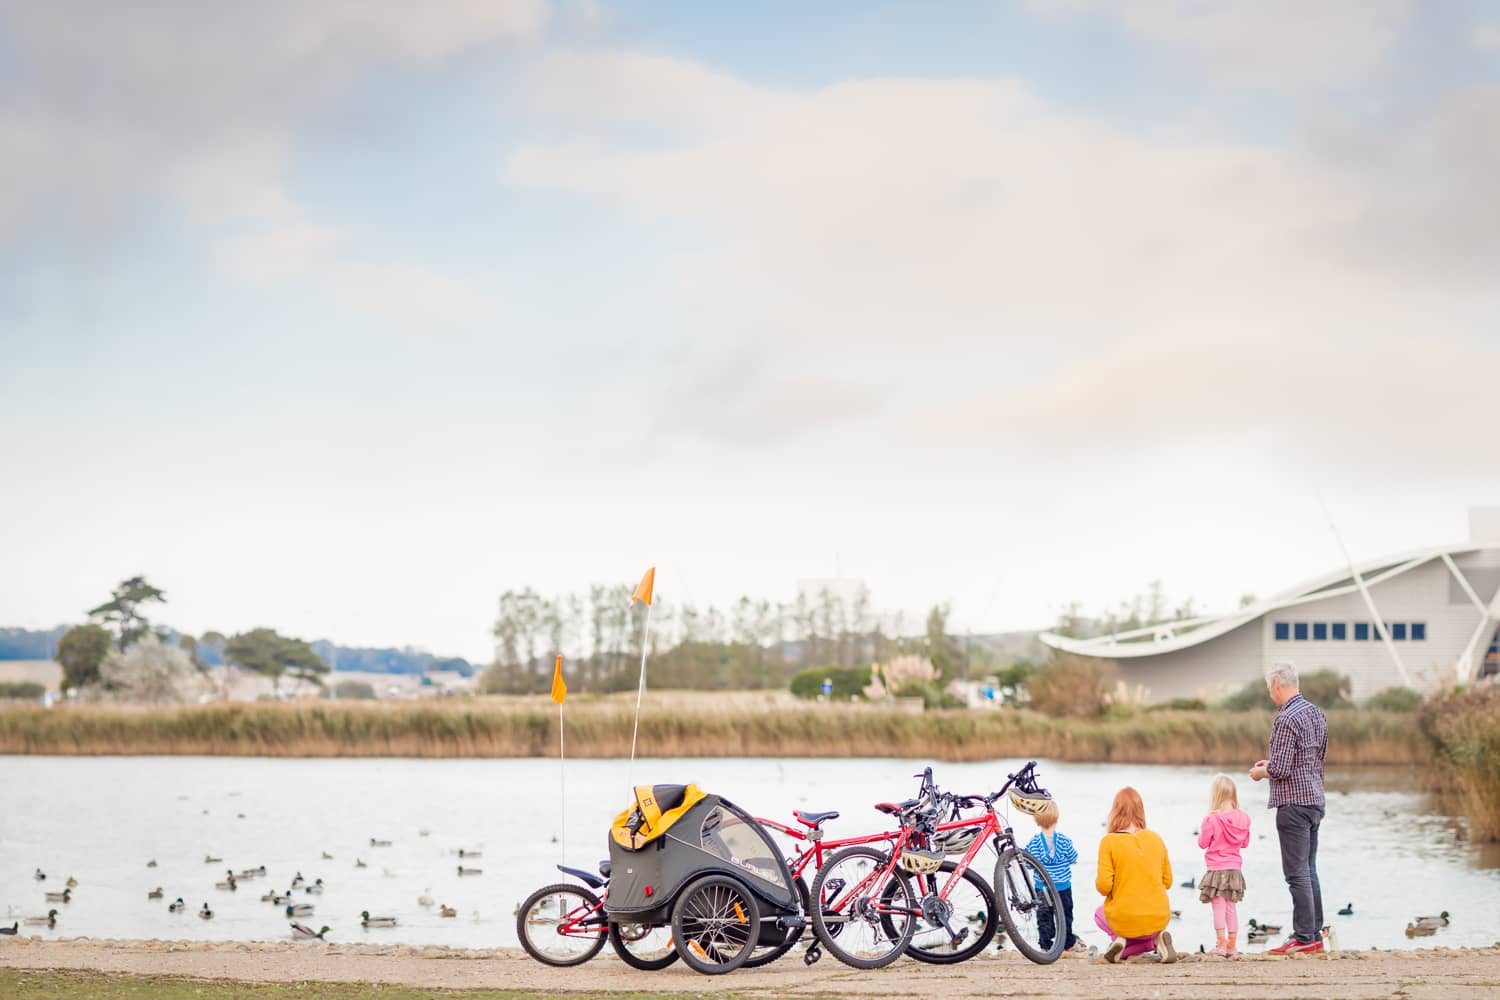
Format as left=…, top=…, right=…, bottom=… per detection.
left=2, top=1, right=1498, bottom=663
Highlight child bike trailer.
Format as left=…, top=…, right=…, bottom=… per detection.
left=605, top=783, right=799, bottom=974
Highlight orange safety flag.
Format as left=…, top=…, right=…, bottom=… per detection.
left=550, top=655, right=567, bottom=704
left=630, top=566, right=655, bottom=606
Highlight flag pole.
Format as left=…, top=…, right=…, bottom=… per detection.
left=627, top=567, right=656, bottom=784
left=550, top=655, right=568, bottom=864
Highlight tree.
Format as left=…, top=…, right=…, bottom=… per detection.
left=925, top=604, right=961, bottom=681
left=88, top=576, right=167, bottom=650
left=99, top=634, right=204, bottom=704
left=223, top=628, right=328, bottom=694
left=56, top=624, right=113, bottom=691
left=1027, top=654, right=1118, bottom=718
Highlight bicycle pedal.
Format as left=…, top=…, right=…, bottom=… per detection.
left=804, top=944, right=822, bottom=966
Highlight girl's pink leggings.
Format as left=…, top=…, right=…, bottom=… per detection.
left=1093, top=906, right=1160, bottom=960
left=1211, top=897, right=1238, bottom=933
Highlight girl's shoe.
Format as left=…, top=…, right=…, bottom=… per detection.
left=1156, top=930, right=1179, bottom=964
left=1224, top=947, right=1240, bottom=958
left=1103, top=937, right=1126, bottom=964
left=1210, top=945, right=1230, bottom=957
left=1069, top=940, right=1091, bottom=957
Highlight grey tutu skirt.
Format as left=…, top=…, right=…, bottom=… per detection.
left=1198, top=869, right=1246, bottom=902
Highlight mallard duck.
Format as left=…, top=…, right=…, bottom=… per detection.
left=1170, top=909, right=1182, bottom=920
left=1338, top=902, right=1354, bottom=916
left=354, top=859, right=368, bottom=869
left=369, top=838, right=391, bottom=847
left=148, top=888, right=164, bottom=900
left=290, top=922, right=329, bottom=940
left=458, top=849, right=482, bottom=859
left=1406, top=922, right=1437, bottom=937
left=169, top=898, right=186, bottom=912
left=237, top=866, right=265, bottom=880
left=214, top=874, right=237, bottom=891
left=0, top=922, right=16, bottom=935
left=1179, top=877, right=1194, bottom=889
left=1248, top=919, right=1281, bottom=935
left=304, top=879, right=325, bottom=895
left=24, top=910, right=58, bottom=928
left=439, top=905, right=457, bottom=918
left=290, top=872, right=306, bottom=888
left=260, top=890, right=278, bottom=902
left=199, top=903, right=214, bottom=919
left=33, top=869, right=45, bottom=881
left=204, top=855, right=222, bottom=864
left=360, top=910, right=396, bottom=927
left=457, top=866, right=482, bottom=876
left=65, top=877, right=78, bottom=888
left=1412, top=911, right=1450, bottom=929
left=272, top=892, right=294, bottom=905
left=1246, top=928, right=1269, bottom=944
left=44, top=889, right=71, bottom=903
left=285, top=903, right=315, bottom=917
left=417, top=890, right=434, bottom=907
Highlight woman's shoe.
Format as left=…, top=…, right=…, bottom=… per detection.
left=1103, top=937, right=1126, bottom=964
left=1156, top=930, right=1179, bottom=964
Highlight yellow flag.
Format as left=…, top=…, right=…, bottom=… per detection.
left=630, top=566, right=656, bottom=606
left=550, top=655, right=567, bottom=704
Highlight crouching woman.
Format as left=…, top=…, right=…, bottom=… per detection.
left=1094, top=786, right=1178, bottom=964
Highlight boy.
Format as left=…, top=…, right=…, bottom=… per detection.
left=1024, top=800, right=1086, bottom=955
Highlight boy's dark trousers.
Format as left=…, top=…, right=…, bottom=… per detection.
left=1038, top=887, right=1078, bottom=951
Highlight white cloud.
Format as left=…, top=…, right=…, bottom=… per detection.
left=329, top=260, right=497, bottom=329
left=1473, top=23, right=1500, bottom=51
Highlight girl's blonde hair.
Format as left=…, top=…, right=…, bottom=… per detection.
left=1034, top=800, right=1059, bottom=828
left=1210, top=773, right=1239, bottom=812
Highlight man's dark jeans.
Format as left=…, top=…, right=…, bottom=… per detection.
left=1276, top=804, right=1325, bottom=943
left=1038, top=886, right=1078, bottom=951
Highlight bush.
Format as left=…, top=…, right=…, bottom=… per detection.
left=0, top=681, right=46, bottom=699
left=789, top=665, right=873, bottom=701
left=1026, top=654, right=1118, bottom=718
left=1217, top=669, right=1352, bottom=711
left=330, top=680, right=377, bottom=700
left=1364, top=686, right=1424, bottom=712
left=1419, top=685, right=1500, bottom=841
left=1150, top=697, right=1207, bottom=712
left=1217, top=678, right=1273, bottom=712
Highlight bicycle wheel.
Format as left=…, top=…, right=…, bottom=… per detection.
left=884, top=860, right=997, bottom=964
left=810, top=845, right=917, bottom=970
left=742, top=875, right=809, bottom=969
left=671, top=874, right=760, bottom=975
left=993, top=849, right=1065, bottom=964
left=609, top=921, right=678, bottom=970
left=515, top=883, right=607, bottom=967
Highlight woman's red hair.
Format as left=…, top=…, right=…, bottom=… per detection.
left=1106, top=786, right=1147, bottom=833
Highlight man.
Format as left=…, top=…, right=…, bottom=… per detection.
left=1249, top=660, right=1329, bottom=955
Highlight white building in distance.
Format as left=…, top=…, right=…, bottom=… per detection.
left=1040, top=508, right=1500, bottom=703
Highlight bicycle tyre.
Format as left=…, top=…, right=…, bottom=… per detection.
left=608, top=921, right=679, bottom=970
left=993, top=849, right=1065, bottom=965
left=810, top=845, right=918, bottom=970
left=741, top=875, right=810, bottom=969
left=671, top=874, right=760, bottom=975
left=516, top=883, right=607, bottom=967
left=884, top=860, right=997, bottom=964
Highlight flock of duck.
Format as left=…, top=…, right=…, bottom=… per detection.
left=4, top=836, right=484, bottom=941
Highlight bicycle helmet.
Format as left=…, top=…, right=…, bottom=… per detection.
left=930, top=826, right=982, bottom=856
left=1007, top=786, right=1053, bottom=816
left=898, top=848, right=945, bottom=876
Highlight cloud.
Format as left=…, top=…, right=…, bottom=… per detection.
left=1473, top=23, right=1500, bottom=51
left=1028, top=0, right=1415, bottom=93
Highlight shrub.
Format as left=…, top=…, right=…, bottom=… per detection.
left=1419, top=685, right=1500, bottom=841
left=1150, top=697, right=1208, bottom=712
left=789, top=665, right=873, bottom=700
left=1217, top=678, right=1273, bottom=712
left=1027, top=654, right=1118, bottom=718
left=1217, top=669, right=1352, bottom=711
left=330, top=680, right=377, bottom=700
left=0, top=681, right=46, bottom=699
left=1364, top=686, right=1424, bottom=712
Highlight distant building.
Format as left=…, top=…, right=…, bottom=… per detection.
left=1040, top=508, right=1500, bottom=702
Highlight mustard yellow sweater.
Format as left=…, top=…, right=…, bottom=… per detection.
left=1094, top=830, right=1172, bottom=939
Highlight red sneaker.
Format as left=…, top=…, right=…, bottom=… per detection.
left=1269, top=938, right=1324, bottom=956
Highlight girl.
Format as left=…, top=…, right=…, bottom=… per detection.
left=1198, top=773, right=1251, bottom=956
left=1094, top=786, right=1177, bottom=964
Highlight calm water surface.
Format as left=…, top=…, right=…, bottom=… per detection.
left=2, top=756, right=1494, bottom=954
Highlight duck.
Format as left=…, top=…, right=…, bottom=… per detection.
left=1248, top=919, right=1282, bottom=935
left=215, top=874, right=238, bottom=892
left=1179, top=877, right=1194, bottom=889
left=290, top=922, right=330, bottom=940
left=439, top=905, right=457, bottom=918
left=360, top=910, right=397, bottom=928
left=0, top=922, right=16, bottom=935
left=1412, top=911, right=1450, bottom=929
left=169, top=898, right=186, bottom=912
left=260, top=890, right=278, bottom=902
left=1406, top=922, right=1437, bottom=938
left=199, top=903, right=214, bottom=920
left=24, top=910, right=58, bottom=928
left=285, top=903, right=315, bottom=918
left=237, top=865, right=266, bottom=879
left=1170, top=909, right=1182, bottom=920
left=204, top=855, right=222, bottom=864
left=417, top=890, right=434, bottom=908
left=272, top=892, right=295, bottom=905
left=321, top=852, right=334, bottom=860
left=148, top=888, right=164, bottom=900
left=1337, top=902, right=1354, bottom=916
left=354, top=859, right=368, bottom=869
left=457, top=866, right=482, bottom=876
left=458, top=849, right=483, bottom=859
left=44, top=889, right=71, bottom=903
left=418, top=829, right=431, bottom=837
left=304, top=879, right=325, bottom=895
left=1246, top=927, right=1270, bottom=944
left=369, top=838, right=391, bottom=848
left=65, top=877, right=78, bottom=889
left=290, top=872, right=306, bottom=888
left=33, top=869, right=45, bottom=881
left=147, top=860, right=158, bottom=868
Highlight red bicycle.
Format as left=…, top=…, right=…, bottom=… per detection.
left=808, top=762, right=1064, bottom=969
left=515, top=862, right=677, bottom=970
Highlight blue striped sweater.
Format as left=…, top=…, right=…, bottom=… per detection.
left=1024, top=830, right=1078, bottom=890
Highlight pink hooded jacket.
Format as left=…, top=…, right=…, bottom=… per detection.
left=1198, top=808, right=1251, bottom=870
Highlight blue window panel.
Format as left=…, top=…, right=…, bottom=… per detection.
left=1331, top=623, right=1346, bottom=640
left=1274, top=622, right=1290, bottom=641
left=1391, top=623, right=1407, bottom=640
left=1354, top=622, right=1369, bottom=640
left=1294, top=623, right=1309, bottom=641
left=1313, top=623, right=1328, bottom=640
left=1411, top=623, right=1426, bottom=641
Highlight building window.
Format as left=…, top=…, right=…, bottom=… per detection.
left=1313, top=622, right=1328, bottom=640
left=1331, top=623, right=1347, bottom=640
left=1274, top=622, right=1290, bottom=641
left=1294, top=623, right=1309, bottom=641
left=1391, top=623, right=1407, bottom=640
left=1354, top=622, right=1369, bottom=640
left=1411, top=622, right=1426, bottom=641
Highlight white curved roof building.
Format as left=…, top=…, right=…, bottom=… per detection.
left=1040, top=508, right=1500, bottom=702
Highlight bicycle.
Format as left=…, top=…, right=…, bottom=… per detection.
left=809, top=761, right=1065, bottom=969
left=515, top=861, right=677, bottom=970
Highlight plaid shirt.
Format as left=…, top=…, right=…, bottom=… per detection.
left=1266, top=693, right=1328, bottom=809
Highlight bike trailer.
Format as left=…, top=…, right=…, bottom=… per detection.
left=604, top=783, right=798, bottom=934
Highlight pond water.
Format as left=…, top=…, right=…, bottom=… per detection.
left=1, top=756, right=1494, bottom=954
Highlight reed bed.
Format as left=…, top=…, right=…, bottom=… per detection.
left=1420, top=685, right=1500, bottom=841
left=0, top=698, right=1430, bottom=765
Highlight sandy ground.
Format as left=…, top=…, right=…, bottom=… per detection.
left=4, top=938, right=1500, bottom=999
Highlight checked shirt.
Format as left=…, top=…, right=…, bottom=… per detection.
left=1265, top=693, right=1328, bottom=809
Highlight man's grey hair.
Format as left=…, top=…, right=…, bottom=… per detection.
left=1266, top=661, right=1299, bottom=690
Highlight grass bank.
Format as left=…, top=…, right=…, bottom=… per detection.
left=1420, top=685, right=1500, bottom=841
left=0, top=695, right=1429, bottom=764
